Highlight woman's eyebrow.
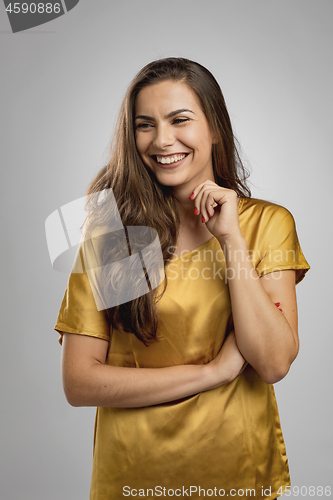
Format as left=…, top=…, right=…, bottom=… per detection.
left=166, top=108, right=195, bottom=118
left=135, top=109, right=195, bottom=121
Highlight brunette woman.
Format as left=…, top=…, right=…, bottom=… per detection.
left=55, top=58, right=310, bottom=500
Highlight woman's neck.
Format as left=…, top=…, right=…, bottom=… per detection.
left=175, top=196, right=202, bottom=229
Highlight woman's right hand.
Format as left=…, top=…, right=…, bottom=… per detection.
left=207, top=331, right=247, bottom=389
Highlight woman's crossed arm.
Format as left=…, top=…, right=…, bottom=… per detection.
left=61, top=329, right=246, bottom=409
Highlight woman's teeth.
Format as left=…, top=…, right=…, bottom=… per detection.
left=155, top=154, right=186, bottom=164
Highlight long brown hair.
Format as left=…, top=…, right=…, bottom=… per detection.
left=85, top=57, right=251, bottom=345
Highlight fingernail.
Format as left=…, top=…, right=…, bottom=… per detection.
left=189, top=192, right=195, bottom=199
left=202, top=216, right=205, bottom=223
left=194, top=207, right=199, bottom=215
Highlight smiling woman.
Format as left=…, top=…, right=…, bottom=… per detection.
left=54, top=58, right=310, bottom=500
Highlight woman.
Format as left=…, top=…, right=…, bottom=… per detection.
left=55, top=58, right=310, bottom=499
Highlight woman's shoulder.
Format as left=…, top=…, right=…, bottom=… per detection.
left=239, top=197, right=299, bottom=239
left=240, top=197, right=294, bottom=220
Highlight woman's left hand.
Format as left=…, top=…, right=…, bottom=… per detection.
left=191, top=180, right=242, bottom=242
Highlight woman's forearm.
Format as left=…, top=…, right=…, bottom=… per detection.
left=66, top=362, right=215, bottom=408
left=218, top=233, right=298, bottom=384
left=62, top=331, right=245, bottom=408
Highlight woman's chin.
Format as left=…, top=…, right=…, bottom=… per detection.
left=153, top=165, right=191, bottom=184
left=156, top=176, right=186, bottom=189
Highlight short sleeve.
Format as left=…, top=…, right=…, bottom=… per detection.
left=54, top=245, right=110, bottom=346
left=255, top=204, right=310, bottom=285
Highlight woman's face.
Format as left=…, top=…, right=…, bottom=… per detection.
left=134, top=80, right=215, bottom=193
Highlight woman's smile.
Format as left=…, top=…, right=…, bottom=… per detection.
left=152, top=152, right=189, bottom=168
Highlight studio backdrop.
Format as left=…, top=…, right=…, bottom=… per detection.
left=0, top=1, right=331, bottom=499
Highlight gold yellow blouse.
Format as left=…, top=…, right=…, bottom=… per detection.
left=54, top=198, right=310, bottom=500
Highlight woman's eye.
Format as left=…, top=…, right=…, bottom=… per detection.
left=136, top=123, right=153, bottom=129
left=173, top=118, right=190, bottom=124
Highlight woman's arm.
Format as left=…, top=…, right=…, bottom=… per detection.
left=221, top=232, right=298, bottom=384
left=61, top=329, right=246, bottom=408
left=191, top=181, right=299, bottom=384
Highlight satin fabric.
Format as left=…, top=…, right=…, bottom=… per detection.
left=54, top=198, right=310, bottom=500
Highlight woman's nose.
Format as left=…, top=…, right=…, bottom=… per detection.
left=152, top=124, right=175, bottom=149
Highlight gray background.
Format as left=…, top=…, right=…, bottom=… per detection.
left=1, top=1, right=332, bottom=499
